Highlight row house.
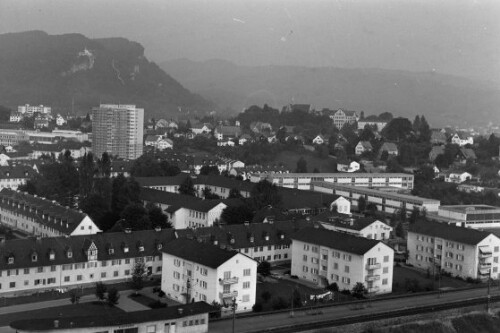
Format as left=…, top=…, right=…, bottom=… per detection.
left=176, top=219, right=317, bottom=265
left=407, top=221, right=500, bottom=280
left=214, top=125, right=242, bottom=140
left=161, top=238, right=257, bottom=314
left=291, top=227, right=394, bottom=294
left=0, top=229, right=175, bottom=296
left=11, top=302, right=214, bottom=333
left=0, top=188, right=100, bottom=237
left=30, top=142, right=91, bottom=159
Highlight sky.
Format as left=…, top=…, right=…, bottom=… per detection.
left=1, top=0, right=499, bottom=83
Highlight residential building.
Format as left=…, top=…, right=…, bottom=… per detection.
left=11, top=302, right=214, bottom=333
left=311, top=182, right=440, bottom=213
left=312, top=135, right=327, bottom=145
left=55, top=114, right=67, bottom=126
left=379, top=142, right=398, bottom=157
left=451, top=133, right=474, bottom=146
left=0, top=229, right=174, bottom=296
left=176, top=219, right=317, bottom=265
left=145, top=135, right=173, bottom=150
left=161, top=238, right=257, bottom=313
left=315, top=214, right=392, bottom=240
left=9, top=112, right=23, bottom=123
left=30, top=142, right=91, bottom=159
left=166, top=200, right=227, bottom=229
left=0, top=165, right=36, bottom=190
left=0, top=130, right=28, bottom=146
left=355, top=141, right=373, bottom=155
left=445, top=172, right=472, bottom=184
left=0, top=188, right=101, bottom=237
left=435, top=205, right=500, bottom=228
left=190, top=123, right=212, bottom=135
left=430, top=130, right=447, bottom=145
left=357, top=120, right=388, bottom=131
left=34, top=115, right=49, bottom=129
left=251, top=172, right=414, bottom=190
left=214, top=125, right=241, bottom=140
left=330, top=109, right=359, bottom=129
left=407, top=221, right=500, bottom=280
left=291, top=227, right=394, bottom=294
left=455, top=148, right=477, bottom=164
left=27, top=129, right=89, bottom=144
left=92, top=104, right=144, bottom=160
left=18, top=104, right=51, bottom=115
left=429, top=146, right=445, bottom=162
left=336, top=161, right=360, bottom=173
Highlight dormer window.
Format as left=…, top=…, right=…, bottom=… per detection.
left=108, top=248, right=114, bottom=255
left=31, top=253, right=38, bottom=262
left=48, top=250, right=55, bottom=261
left=67, top=250, right=73, bottom=258
left=249, top=237, right=254, bottom=243
left=7, top=255, right=14, bottom=264
left=156, top=243, right=163, bottom=250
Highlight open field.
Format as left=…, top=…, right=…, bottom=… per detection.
left=272, top=150, right=337, bottom=173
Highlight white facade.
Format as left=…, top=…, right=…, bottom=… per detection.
left=162, top=250, right=257, bottom=313
left=408, top=229, right=500, bottom=280
left=320, top=219, right=393, bottom=240
left=291, top=235, right=394, bottom=294
left=451, top=133, right=474, bottom=146
left=337, top=161, right=360, bottom=173
left=437, top=205, right=500, bottom=229
left=445, top=172, right=472, bottom=184
left=330, top=109, right=358, bottom=129
left=18, top=104, right=51, bottom=115
left=168, top=202, right=227, bottom=229
left=357, top=120, right=387, bottom=131
left=55, top=114, right=66, bottom=126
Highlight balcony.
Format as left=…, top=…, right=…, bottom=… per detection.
left=219, top=277, right=239, bottom=285
left=365, top=274, right=380, bottom=282
left=479, top=261, right=492, bottom=269
left=366, top=263, right=381, bottom=270
left=219, top=290, right=238, bottom=299
left=479, top=247, right=492, bottom=258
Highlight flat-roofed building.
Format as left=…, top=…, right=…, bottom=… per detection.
left=250, top=172, right=414, bottom=190
left=161, top=238, right=257, bottom=314
left=11, top=302, right=214, bottom=333
left=291, top=227, right=394, bottom=294
left=408, top=221, right=500, bottom=280
left=436, top=205, right=500, bottom=228
left=311, top=182, right=439, bottom=213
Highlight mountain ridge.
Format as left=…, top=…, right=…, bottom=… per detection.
left=161, top=58, right=500, bottom=127
left=0, top=31, right=212, bottom=118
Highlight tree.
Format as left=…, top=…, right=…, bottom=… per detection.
left=292, top=289, right=303, bottom=308
left=228, top=188, right=243, bottom=199
left=221, top=204, right=254, bottom=225
left=121, top=203, right=151, bottom=230
left=352, top=282, right=367, bottom=299
left=107, top=287, right=120, bottom=306
left=178, top=176, right=196, bottom=196
left=69, top=290, right=80, bottom=304
left=257, top=261, right=271, bottom=276
left=327, top=282, right=339, bottom=292
left=131, top=261, right=146, bottom=294
left=111, top=175, right=141, bottom=215
left=146, top=203, right=171, bottom=229
left=357, top=196, right=367, bottom=212
left=79, top=152, right=95, bottom=199
left=95, top=282, right=107, bottom=302
left=261, top=291, right=272, bottom=303
left=202, top=187, right=221, bottom=199
left=250, top=180, right=282, bottom=210
left=395, top=222, right=405, bottom=238
left=200, top=165, right=220, bottom=176
left=80, top=194, right=110, bottom=229
left=381, top=118, right=413, bottom=142
left=296, top=157, right=308, bottom=173
left=409, top=206, right=420, bottom=224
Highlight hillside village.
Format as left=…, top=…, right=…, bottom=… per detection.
left=0, top=101, right=499, bottom=327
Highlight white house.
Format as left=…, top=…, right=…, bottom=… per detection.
left=191, top=124, right=212, bottom=135
left=291, top=227, right=394, bottom=294
left=445, top=172, right=472, bottom=184
left=9, top=112, right=23, bottom=123
left=312, top=135, right=327, bottom=145
left=317, top=215, right=393, bottom=240
left=357, top=120, right=388, bottom=131
left=330, top=109, right=359, bottom=129
left=161, top=238, right=257, bottom=314
left=166, top=201, right=227, bottom=229
left=451, top=133, right=474, bottom=146
left=408, top=221, right=500, bottom=280
left=355, top=141, right=373, bottom=155
left=145, top=135, right=174, bottom=150
left=55, top=114, right=67, bottom=126
left=337, top=161, right=360, bottom=173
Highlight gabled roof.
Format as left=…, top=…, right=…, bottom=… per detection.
left=279, top=187, right=340, bottom=210
left=136, top=173, right=191, bottom=187
left=166, top=200, right=226, bottom=214
left=357, top=141, right=373, bottom=150
left=10, top=302, right=214, bottom=331
left=145, top=135, right=162, bottom=142
left=0, top=165, right=35, bottom=179
left=162, top=238, right=240, bottom=268
left=459, top=148, right=477, bottom=160
left=291, top=227, right=381, bottom=255
left=380, top=142, right=398, bottom=152
left=315, top=213, right=386, bottom=231
left=140, top=187, right=202, bottom=206
left=216, top=125, right=242, bottom=137
left=409, top=221, right=492, bottom=245
left=0, top=229, right=175, bottom=270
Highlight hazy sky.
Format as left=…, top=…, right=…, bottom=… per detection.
left=1, top=0, right=499, bottom=83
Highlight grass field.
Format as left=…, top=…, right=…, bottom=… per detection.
left=392, top=265, right=471, bottom=294
left=0, top=301, right=125, bottom=326
left=272, top=150, right=337, bottom=173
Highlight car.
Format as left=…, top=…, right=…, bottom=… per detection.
left=54, top=288, right=67, bottom=293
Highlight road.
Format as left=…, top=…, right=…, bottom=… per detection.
left=209, top=287, right=500, bottom=333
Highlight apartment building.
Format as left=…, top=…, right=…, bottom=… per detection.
left=291, top=227, right=394, bottom=294
left=161, top=238, right=257, bottom=313
left=312, top=182, right=440, bottom=213
left=330, top=109, right=359, bottom=129
left=407, top=221, right=500, bottom=280
left=176, top=219, right=317, bottom=265
left=17, top=104, right=51, bottom=115
left=0, top=165, right=36, bottom=190
left=0, top=229, right=175, bottom=296
left=166, top=200, right=227, bottom=229
left=0, top=188, right=100, bottom=237
left=92, top=104, right=144, bottom=160
left=11, top=302, right=214, bottom=333
left=251, top=172, right=414, bottom=190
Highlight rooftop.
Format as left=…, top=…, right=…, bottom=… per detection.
left=439, top=205, right=500, bottom=214
left=409, top=220, right=492, bottom=245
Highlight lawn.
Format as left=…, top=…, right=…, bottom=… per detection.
left=272, top=150, right=337, bottom=173
left=0, top=301, right=125, bottom=326
left=128, top=293, right=164, bottom=308
left=392, top=265, right=471, bottom=294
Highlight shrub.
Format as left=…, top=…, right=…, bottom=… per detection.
left=466, top=277, right=475, bottom=283
left=261, top=291, right=272, bottom=303
left=149, top=300, right=167, bottom=309
left=271, top=297, right=289, bottom=310
left=107, top=288, right=120, bottom=306
left=252, top=302, right=263, bottom=312
left=158, top=290, right=166, bottom=297
left=290, top=275, right=299, bottom=279
left=341, top=289, right=351, bottom=295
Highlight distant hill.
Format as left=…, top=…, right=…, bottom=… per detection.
left=161, top=58, right=500, bottom=127
left=0, top=31, right=212, bottom=118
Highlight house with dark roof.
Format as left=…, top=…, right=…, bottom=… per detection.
left=314, top=213, right=392, bottom=240
left=451, top=132, right=474, bottom=146
left=214, top=125, right=242, bottom=140
left=407, top=221, right=500, bottom=280
left=355, top=141, right=373, bottom=155
left=161, top=238, right=257, bottom=313
left=379, top=142, right=398, bottom=157
left=11, top=302, right=214, bottom=333
left=455, top=147, right=477, bottom=164
left=166, top=200, right=227, bottom=229
left=176, top=219, right=318, bottom=265
left=0, top=188, right=100, bottom=237
left=291, top=227, right=394, bottom=294
left=0, top=165, right=36, bottom=190
left=0, top=228, right=175, bottom=296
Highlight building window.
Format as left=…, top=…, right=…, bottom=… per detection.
left=333, top=263, right=338, bottom=270
left=24, top=268, right=29, bottom=274
left=345, top=266, right=350, bottom=273
left=243, top=269, right=251, bottom=276
left=382, top=278, right=388, bottom=285
left=174, top=259, right=181, bottom=267
left=114, top=271, right=119, bottom=277
left=383, top=267, right=389, bottom=274
left=77, top=275, right=82, bottom=281
left=174, top=271, right=180, bottom=279
left=312, top=246, right=319, bottom=253
left=303, top=255, right=308, bottom=262
left=303, top=244, right=310, bottom=251
left=146, top=325, right=156, bottom=333
left=9, top=282, right=15, bottom=288
left=311, top=258, right=319, bottom=264
left=101, top=272, right=107, bottom=278
left=243, top=282, right=250, bottom=289
left=37, top=267, right=43, bottom=273
left=64, top=276, right=70, bottom=282
left=303, top=266, right=308, bottom=273
left=383, top=256, right=389, bottom=263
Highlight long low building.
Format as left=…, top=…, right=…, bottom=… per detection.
left=311, top=182, right=440, bottom=214
left=435, top=205, right=500, bottom=228
left=250, top=172, right=414, bottom=190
